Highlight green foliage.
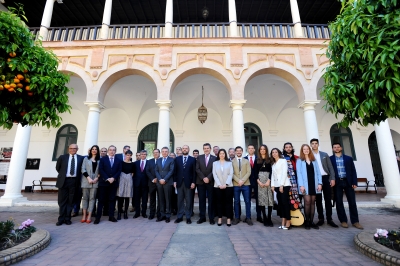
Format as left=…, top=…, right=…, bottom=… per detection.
left=321, top=0, right=400, bottom=127
left=0, top=7, right=71, bottom=130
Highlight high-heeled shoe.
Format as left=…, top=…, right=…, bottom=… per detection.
left=217, top=218, right=222, bottom=226
left=124, top=211, right=128, bottom=219
left=117, top=212, right=122, bottom=220
left=227, top=219, right=231, bottom=227
left=80, top=217, right=86, bottom=223
left=86, top=219, right=92, bottom=224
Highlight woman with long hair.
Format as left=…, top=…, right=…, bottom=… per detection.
left=117, top=150, right=134, bottom=220
left=270, top=148, right=291, bottom=230
left=296, top=144, right=322, bottom=230
left=81, top=145, right=100, bottom=223
left=256, top=144, right=274, bottom=227
left=212, top=149, right=234, bottom=226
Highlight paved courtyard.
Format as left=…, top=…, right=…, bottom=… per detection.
left=0, top=191, right=399, bottom=265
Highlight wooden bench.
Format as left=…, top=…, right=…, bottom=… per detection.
left=32, top=177, right=58, bottom=192
left=357, top=178, right=377, bottom=194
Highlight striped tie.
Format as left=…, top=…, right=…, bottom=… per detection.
left=70, top=155, right=75, bottom=176
left=183, top=156, right=187, bottom=168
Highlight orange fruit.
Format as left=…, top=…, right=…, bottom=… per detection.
left=14, top=78, right=20, bottom=84
left=9, top=52, right=16, bottom=57
left=8, top=88, right=15, bottom=92
left=20, top=111, right=26, bottom=116
left=16, top=74, right=24, bottom=80
left=0, top=85, right=3, bottom=91
left=17, top=83, right=23, bottom=88
left=25, top=86, right=30, bottom=91
left=27, top=92, right=33, bottom=96
left=7, top=58, right=11, bottom=62
left=4, top=84, right=10, bottom=89
left=10, top=83, right=16, bottom=88
left=25, top=78, right=30, bottom=83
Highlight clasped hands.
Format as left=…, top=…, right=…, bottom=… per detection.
left=258, top=179, right=270, bottom=188
left=87, top=176, right=98, bottom=184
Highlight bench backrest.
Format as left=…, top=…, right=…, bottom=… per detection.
left=357, top=178, right=368, bottom=183
left=41, top=177, right=58, bottom=182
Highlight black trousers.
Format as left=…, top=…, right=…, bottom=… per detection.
left=96, top=185, right=117, bottom=219
left=58, top=178, right=77, bottom=222
left=171, top=185, right=178, bottom=213
left=316, top=175, right=333, bottom=221
left=275, top=186, right=291, bottom=220
left=214, top=187, right=233, bottom=219
left=148, top=183, right=160, bottom=218
left=134, top=185, right=149, bottom=216
left=197, top=183, right=214, bottom=220
left=177, top=184, right=193, bottom=219
left=335, top=179, right=359, bottom=224
left=157, top=183, right=172, bottom=218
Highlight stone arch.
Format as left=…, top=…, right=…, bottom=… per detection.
left=95, top=65, right=163, bottom=103
left=310, top=66, right=326, bottom=100
left=239, top=61, right=308, bottom=103
left=165, top=63, right=235, bottom=100
left=60, top=64, right=92, bottom=95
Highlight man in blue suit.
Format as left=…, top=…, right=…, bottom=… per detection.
left=115, top=145, right=131, bottom=162
left=146, top=149, right=161, bottom=220
left=94, top=145, right=122, bottom=224
left=174, top=145, right=196, bottom=224
left=133, top=150, right=149, bottom=218
left=330, top=142, right=363, bottom=230
left=155, top=146, right=175, bottom=223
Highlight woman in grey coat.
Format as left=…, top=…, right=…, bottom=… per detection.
left=81, top=145, right=100, bottom=223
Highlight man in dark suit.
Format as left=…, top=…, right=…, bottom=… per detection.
left=155, top=146, right=175, bottom=223
left=330, top=142, right=363, bottom=230
left=94, top=145, right=122, bottom=224
left=55, top=144, right=84, bottom=226
left=196, top=143, right=216, bottom=224
left=146, top=149, right=161, bottom=220
left=244, top=144, right=261, bottom=223
left=174, top=145, right=196, bottom=224
left=310, top=138, right=338, bottom=228
left=115, top=145, right=131, bottom=162
left=133, top=150, right=149, bottom=218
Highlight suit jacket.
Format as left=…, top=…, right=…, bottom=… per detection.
left=195, top=154, right=216, bottom=185
left=55, top=154, right=84, bottom=188
left=296, top=160, right=322, bottom=195
left=212, top=160, right=233, bottom=188
left=271, top=159, right=291, bottom=187
left=318, top=151, right=335, bottom=181
left=134, top=159, right=149, bottom=187
left=115, top=153, right=132, bottom=162
left=81, top=157, right=100, bottom=188
left=98, top=156, right=122, bottom=187
left=155, top=156, right=175, bottom=185
left=232, top=157, right=251, bottom=186
left=174, top=156, right=196, bottom=188
left=330, top=154, right=358, bottom=186
left=146, top=157, right=158, bottom=186
left=244, top=155, right=258, bottom=182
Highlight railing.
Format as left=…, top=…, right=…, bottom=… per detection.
left=29, top=23, right=330, bottom=41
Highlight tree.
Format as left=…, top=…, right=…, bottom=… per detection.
left=321, top=0, right=400, bottom=127
left=0, top=5, right=71, bottom=130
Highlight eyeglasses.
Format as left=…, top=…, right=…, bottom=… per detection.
left=69, top=148, right=77, bottom=150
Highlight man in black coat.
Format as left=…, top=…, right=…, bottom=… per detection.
left=133, top=150, right=149, bottom=218
left=55, top=144, right=84, bottom=226
left=146, top=149, right=161, bottom=220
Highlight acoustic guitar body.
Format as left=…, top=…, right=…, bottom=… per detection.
left=290, top=209, right=305, bottom=226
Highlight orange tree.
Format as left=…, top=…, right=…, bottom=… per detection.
left=0, top=7, right=71, bottom=130
left=321, top=0, right=400, bottom=127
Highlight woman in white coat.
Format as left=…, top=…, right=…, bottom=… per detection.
left=270, top=148, right=291, bottom=230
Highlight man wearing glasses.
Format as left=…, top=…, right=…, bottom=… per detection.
left=55, top=144, right=84, bottom=226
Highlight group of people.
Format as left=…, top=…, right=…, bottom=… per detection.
left=55, top=139, right=363, bottom=230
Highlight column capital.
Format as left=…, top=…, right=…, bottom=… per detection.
left=230, top=100, right=246, bottom=109
left=84, top=101, right=106, bottom=112
left=298, top=100, right=320, bottom=110
left=155, top=100, right=172, bottom=109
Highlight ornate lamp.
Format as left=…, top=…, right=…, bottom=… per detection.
left=202, top=6, right=209, bottom=20
left=198, top=86, right=208, bottom=124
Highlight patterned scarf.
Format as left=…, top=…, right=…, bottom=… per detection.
left=284, top=155, right=303, bottom=210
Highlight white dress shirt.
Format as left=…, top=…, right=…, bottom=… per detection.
left=313, top=151, right=328, bottom=176
left=66, top=154, right=78, bottom=177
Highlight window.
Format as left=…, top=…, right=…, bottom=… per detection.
left=244, top=123, right=263, bottom=152
left=52, top=124, right=78, bottom=161
left=137, top=123, right=174, bottom=158
left=330, top=124, right=356, bottom=160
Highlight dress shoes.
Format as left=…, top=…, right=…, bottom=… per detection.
left=310, top=222, right=319, bottom=230
left=165, top=218, right=170, bottom=223
left=142, top=214, right=148, bottom=218
left=353, top=222, right=364, bottom=230
left=186, top=218, right=192, bottom=224
left=109, top=217, right=118, bottom=222
left=341, top=222, right=349, bottom=228
left=197, top=218, right=206, bottom=224
left=65, top=221, right=72, bottom=225
left=328, top=220, right=339, bottom=228
left=56, top=221, right=63, bottom=226
left=304, top=221, right=310, bottom=230
left=244, top=218, right=253, bottom=226
left=156, top=216, right=166, bottom=222
left=232, top=218, right=240, bottom=225
left=174, top=218, right=183, bottom=223
left=148, top=215, right=155, bottom=220
left=210, top=220, right=215, bottom=225
left=316, top=219, right=324, bottom=226
left=133, top=213, right=140, bottom=218
left=93, top=219, right=100, bottom=224
left=256, top=217, right=263, bottom=223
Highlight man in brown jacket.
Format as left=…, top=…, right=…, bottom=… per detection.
left=232, top=146, right=252, bottom=225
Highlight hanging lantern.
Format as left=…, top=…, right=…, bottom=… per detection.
left=198, top=86, right=208, bottom=124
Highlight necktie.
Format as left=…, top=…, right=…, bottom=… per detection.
left=250, top=156, right=254, bottom=168
left=70, top=155, right=75, bottom=176
left=238, top=159, right=241, bottom=172
left=110, top=157, right=114, bottom=167
left=183, top=156, right=187, bottom=168
left=205, top=155, right=209, bottom=167
left=140, top=160, right=144, bottom=172
left=162, top=158, right=166, bottom=167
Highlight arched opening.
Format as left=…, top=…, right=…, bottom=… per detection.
left=52, top=124, right=78, bottom=161
left=137, top=123, right=174, bottom=157
left=244, top=123, right=262, bottom=151
left=330, top=124, right=356, bottom=160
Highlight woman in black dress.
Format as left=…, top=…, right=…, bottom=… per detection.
left=117, top=150, right=134, bottom=220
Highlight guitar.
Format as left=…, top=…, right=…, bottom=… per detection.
left=290, top=209, right=305, bottom=226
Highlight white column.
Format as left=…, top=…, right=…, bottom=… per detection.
left=0, top=125, right=31, bottom=206
left=289, top=0, right=304, bottom=38
left=230, top=100, right=246, bottom=149
left=100, top=0, right=113, bottom=40
left=39, top=0, right=56, bottom=40
left=299, top=100, right=320, bottom=142
left=83, top=102, right=105, bottom=152
left=156, top=100, right=172, bottom=149
left=375, top=120, right=400, bottom=207
left=228, top=0, right=238, bottom=37
left=164, top=0, right=173, bottom=38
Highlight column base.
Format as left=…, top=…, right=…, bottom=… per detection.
left=0, top=196, right=28, bottom=207
left=381, top=197, right=400, bottom=208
